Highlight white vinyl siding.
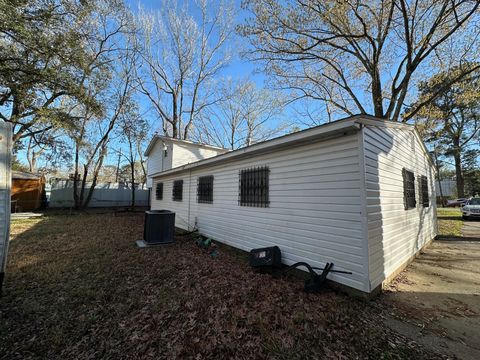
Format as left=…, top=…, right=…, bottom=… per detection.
left=148, top=118, right=437, bottom=294
left=363, top=125, right=437, bottom=290
left=152, top=133, right=369, bottom=292
left=146, top=142, right=172, bottom=188
left=0, top=122, right=11, bottom=282
left=171, top=143, right=227, bottom=169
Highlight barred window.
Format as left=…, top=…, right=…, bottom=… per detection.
left=402, top=168, right=416, bottom=210
left=172, top=180, right=183, bottom=201
left=155, top=182, right=163, bottom=200
left=419, top=175, right=429, bottom=207
left=239, top=166, right=269, bottom=207
left=197, top=175, right=213, bottom=204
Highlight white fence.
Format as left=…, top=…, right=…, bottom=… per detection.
left=435, top=179, right=457, bottom=198
left=49, top=181, right=149, bottom=208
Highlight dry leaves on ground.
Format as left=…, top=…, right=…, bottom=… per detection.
left=0, top=212, right=445, bottom=359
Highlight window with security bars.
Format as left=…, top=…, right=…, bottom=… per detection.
left=402, top=168, right=416, bottom=210
left=172, top=180, right=183, bottom=201
left=197, top=175, right=213, bottom=204
left=239, top=166, right=269, bottom=207
left=419, top=175, right=429, bottom=207
left=155, top=182, right=163, bottom=200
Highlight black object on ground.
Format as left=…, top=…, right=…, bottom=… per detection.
left=249, top=246, right=282, bottom=268
left=283, top=261, right=334, bottom=293
left=249, top=246, right=352, bottom=293
left=143, top=210, right=175, bottom=244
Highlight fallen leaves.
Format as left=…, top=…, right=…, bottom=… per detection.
left=0, top=212, right=445, bottom=359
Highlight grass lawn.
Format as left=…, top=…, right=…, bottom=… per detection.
left=0, top=212, right=443, bottom=359
left=437, top=207, right=463, bottom=237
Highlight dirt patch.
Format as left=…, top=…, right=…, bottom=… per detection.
left=462, top=221, right=480, bottom=240
left=380, top=239, right=480, bottom=360
left=1, top=213, right=443, bottom=359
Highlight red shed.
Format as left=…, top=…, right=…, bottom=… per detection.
left=11, top=171, right=45, bottom=212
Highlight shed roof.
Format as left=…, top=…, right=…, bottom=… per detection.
left=12, top=171, right=42, bottom=180
left=144, top=135, right=229, bottom=156
left=150, top=115, right=432, bottom=178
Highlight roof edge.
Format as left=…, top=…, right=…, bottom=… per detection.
left=144, top=135, right=230, bottom=156
left=149, top=114, right=434, bottom=178
left=151, top=116, right=363, bottom=178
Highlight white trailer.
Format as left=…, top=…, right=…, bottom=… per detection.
left=0, top=122, right=11, bottom=294
left=147, top=115, right=437, bottom=295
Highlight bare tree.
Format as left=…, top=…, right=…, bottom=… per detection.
left=195, top=79, right=289, bottom=149
left=69, top=1, right=136, bottom=209
left=135, top=0, right=234, bottom=139
left=115, top=104, right=149, bottom=210
left=240, top=0, right=480, bottom=122
left=25, top=130, right=69, bottom=173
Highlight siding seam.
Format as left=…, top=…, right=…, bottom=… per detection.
left=357, top=126, right=371, bottom=293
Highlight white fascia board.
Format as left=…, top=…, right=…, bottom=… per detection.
left=151, top=120, right=361, bottom=178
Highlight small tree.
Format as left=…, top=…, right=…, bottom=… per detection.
left=116, top=104, right=149, bottom=210
left=69, top=0, right=136, bottom=209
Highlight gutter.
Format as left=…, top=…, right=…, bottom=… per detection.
left=151, top=122, right=362, bottom=178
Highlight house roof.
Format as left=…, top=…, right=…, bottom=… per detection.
left=12, top=171, right=43, bottom=180
left=144, top=135, right=230, bottom=156
left=150, top=115, right=432, bottom=178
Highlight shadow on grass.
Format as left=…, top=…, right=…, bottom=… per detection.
left=437, top=216, right=463, bottom=221
left=436, top=235, right=480, bottom=241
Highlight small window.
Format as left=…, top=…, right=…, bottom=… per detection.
left=197, top=175, right=213, bottom=204
left=239, top=166, right=269, bottom=207
left=164, top=149, right=168, bottom=157
left=172, top=180, right=183, bottom=201
left=402, top=168, right=416, bottom=210
left=419, top=176, right=429, bottom=207
left=155, top=182, right=163, bottom=200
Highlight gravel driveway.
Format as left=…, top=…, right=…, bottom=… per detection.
left=381, top=220, right=480, bottom=360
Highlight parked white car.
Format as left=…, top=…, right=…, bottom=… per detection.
left=462, top=198, right=480, bottom=220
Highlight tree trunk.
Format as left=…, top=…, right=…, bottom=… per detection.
left=73, top=141, right=81, bottom=209
left=130, top=161, right=135, bottom=210
left=433, top=151, right=446, bottom=207
left=453, top=150, right=465, bottom=198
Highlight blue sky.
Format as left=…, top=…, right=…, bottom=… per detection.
left=122, top=0, right=272, bottom=135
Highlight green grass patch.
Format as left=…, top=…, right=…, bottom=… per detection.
left=437, top=207, right=462, bottom=217
left=437, top=207, right=463, bottom=237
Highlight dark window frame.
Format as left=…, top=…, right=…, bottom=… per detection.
left=402, top=168, right=416, bottom=210
left=197, top=175, right=214, bottom=204
left=155, top=182, right=163, bottom=200
left=238, top=166, right=270, bottom=207
left=419, top=175, right=429, bottom=208
left=172, top=180, right=183, bottom=201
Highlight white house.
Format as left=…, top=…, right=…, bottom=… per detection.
left=146, top=115, right=437, bottom=295
left=144, top=135, right=229, bottom=188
